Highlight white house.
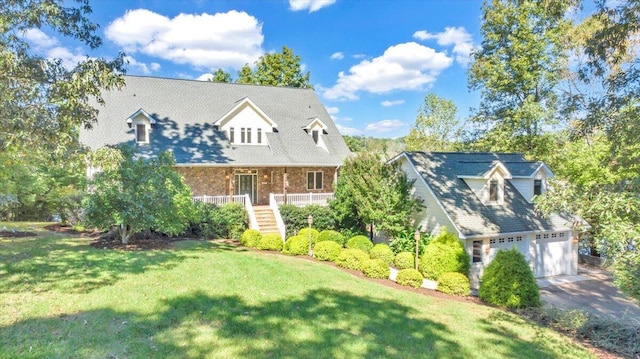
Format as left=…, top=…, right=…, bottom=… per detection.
left=390, top=151, right=585, bottom=288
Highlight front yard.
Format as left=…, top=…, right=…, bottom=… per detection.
left=0, top=223, right=595, bottom=358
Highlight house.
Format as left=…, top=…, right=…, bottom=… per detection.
left=390, top=151, right=583, bottom=287
left=80, top=75, right=351, bottom=235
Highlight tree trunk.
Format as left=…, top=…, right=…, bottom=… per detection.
left=119, top=224, right=132, bottom=244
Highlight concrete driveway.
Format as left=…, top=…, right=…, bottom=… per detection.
left=538, top=265, right=640, bottom=324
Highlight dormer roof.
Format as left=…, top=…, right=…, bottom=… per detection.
left=303, top=117, right=328, bottom=132
left=457, top=160, right=512, bottom=180
left=213, top=97, right=278, bottom=129
left=126, top=108, right=156, bottom=125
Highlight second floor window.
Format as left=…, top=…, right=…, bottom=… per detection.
left=136, top=124, right=146, bottom=143
left=229, top=127, right=235, bottom=143
left=489, top=180, right=498, bottom=202
left=257, top=128, right=262, bottom=144
left=534, top=179, right=542, bottom=196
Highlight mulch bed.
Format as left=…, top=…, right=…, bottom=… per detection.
left=44, top=224, right=102, bottom=238
left=88, top=229, right=203, bottom=251
left=0, top=230, right=37, bottom=238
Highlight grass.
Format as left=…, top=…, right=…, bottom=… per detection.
left=0, top=223, right=595, bottom=359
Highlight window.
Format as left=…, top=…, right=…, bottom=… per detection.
left=507, top=237, right=514, bottom=243
left=136, top=124, right=146, bottom=143
left=489, top=180, right=498, bottom=202
left=229, top=127, right=235, bottom=143
left=489, top=239, right=496, bottom=245
left=472, top=240, right=482, bottom=263
left=534, top=179, right=542, bottom=196
left=307, top=171, right=323, bottom=190
left=240, top=127, right=246, bottom=143
left=516, top=236, right=523, bottom=242
left=312, top=130, right=319, bottom=144
left=551, top=233, right=557, bottom=238
left=247, top=128, right=252, bottom=143
left=257, top=128, right=262, bottom=144
left=543, top=234, right=549, bottom=239
left=535, top=234, right=541, bottom=240
left=559, top=232, right=565, bottom=238
left=498, top=238, right=505, bottom=243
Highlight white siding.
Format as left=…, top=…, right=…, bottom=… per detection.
left=511, top=178, right=532, bottom=201
left=463, top=173, right=505, bottom=205
left=219, top=106, right=273, bottom=145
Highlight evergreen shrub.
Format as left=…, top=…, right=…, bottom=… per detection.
left=346, top=235, right=374, bottom=253
left=396, top=269, right=424, bottom=288
left=437, top=272, right=470, bottom=296
left=314, top=240, right=342, bottom=261
left=479, top=248, right=540, bottom=308
left=362, top=258, right=391, bottom=279
left=335, top=248, right=369, bottom=270
left=283, top=235, right=309, bottom=255
left=369, top=243, right=395, bottom=265
left=240, top=229, right=261, bottom=248
left=394, top=252, right=415, bottom=270
left=317, top=230, right=346, bottom=246
left=257, top=233, right=283, bottom=251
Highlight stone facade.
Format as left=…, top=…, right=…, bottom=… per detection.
left=176, top=166, right=338, bottom=205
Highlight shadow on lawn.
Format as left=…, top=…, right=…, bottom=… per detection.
left=0, top=238, right=240, bottom=294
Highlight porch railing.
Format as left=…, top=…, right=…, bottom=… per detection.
left=272, top=192, right=334, bottom=207
left=269, top=193, right=287, bottom=241
left=193, top=194, right=259, bottom=231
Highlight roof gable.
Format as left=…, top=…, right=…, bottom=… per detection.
left=214, top=97, right=277, bottom=129
left=126, top=108, right=156, bottom=125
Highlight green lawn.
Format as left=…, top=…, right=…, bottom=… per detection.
left=0, top=223, right=594, bottom=359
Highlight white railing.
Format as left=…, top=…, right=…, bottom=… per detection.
left=244, top=194, right=259, bottom=231
left=269, top=193, right=287, bottom=242
left=193, top=195, right=247, bottom=205
left=272, top=192, right=334, bottom=207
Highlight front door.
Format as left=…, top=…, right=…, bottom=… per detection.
left=234, top=171, right=257, bottom=204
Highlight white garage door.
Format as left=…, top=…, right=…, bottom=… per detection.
left=486, top=235, right=530, bottom=263
left=532, top=232, right=571, bottom=278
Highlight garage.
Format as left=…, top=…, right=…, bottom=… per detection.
left=532, top=232, right=572, bottom=278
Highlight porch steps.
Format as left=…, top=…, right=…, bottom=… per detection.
left=253, top=206, right=280, bottom=235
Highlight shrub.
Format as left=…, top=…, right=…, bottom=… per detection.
left=298, top=228, right=320, bottom=244
left=317, top=230, right=346, bottom=246
left=314, top=241, right=342, bottom=262
left=346, top=235, right=374, bottom=253
left=437, top=272, right=470, bottom=296
left=257, top=233, right=283, bottom=251
left=217, top=203, right=249, bottom=239
left=418, top=230, right=470, bottom=280
left=240, top=229, right=262, bottom=248
left=362, top=258, right=391, bottom=279
left=396, top=269, right=424, bottom=288
left=189, top=202, right=248, bottom=240
left=369, top=243, right=395, bottom=265
left=279, top=204, right=335, bottom=237
left=479, top=248, right=540, bottom=309
left=335, top=248, right=370, bottom=270
left=283, top=235, right=309, bottom=256
left=394, top=251, right=415, bottom=270
left=389, top=230, right=432, bottom=255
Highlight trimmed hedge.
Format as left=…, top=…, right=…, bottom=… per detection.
left=298, top=228, right=320, bottom=244
left=394, top=251, right=415, bottom=270
left=279, top=204, right=335, bottom=237
left=362, top=258, right=391, bottom=279
left=283, top=235, right=309, bottom=255
left=335, top=248, right=370, bottom=270
left=240, top=229, right=261, bottom=248
left=317, top=230, right=346, bottom=246
left=396, top=269, right=424, bottom=288
left=346, top=235, right=374, bottom=253
left=370, top=243, right=395, bottom=265
left=437, top=272, right=470, bottom=296
left=188, top=202, right=248, bottom=239
left=479, top=248, right=540, bottom=309
left=257, top=233, right=284, bottom=251
left=314, top=241, right=342, bottom=262
left=418, top=230, right=470, bottom=280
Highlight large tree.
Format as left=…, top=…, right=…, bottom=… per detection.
left=234, top=46, right=311, bottom=88
left=209, top=68, right=232, bottom=83
left=468, top=0, right=574, bottom=157
left=404, top=93, right=461, bottom=152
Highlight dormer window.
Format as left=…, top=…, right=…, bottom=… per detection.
left=534, top=179, right=542, bottom=196
left=127, top=108, right=155, bottom=145
left=489, top=180, right=499, bottom=202
left=312, top=130, right=319, bottom=144
left=136, top=124, right=148, bottom=144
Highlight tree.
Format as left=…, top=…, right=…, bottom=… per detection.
left=210, top=68, right=231, bottom=83
left=83, top=147, right=194, bottom=244
left=331, top=152, right=422, bottom=238
left=468, top=0, right=574, bottom=157
left=404, top=93, right=461, bottom=152
left=234, top=46, right=312, bottom=88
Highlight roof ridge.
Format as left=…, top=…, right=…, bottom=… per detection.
left=124, top=74, right=315, bottom=92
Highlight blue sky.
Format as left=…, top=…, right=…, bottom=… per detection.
left=25, top=0, right=485, bottom=138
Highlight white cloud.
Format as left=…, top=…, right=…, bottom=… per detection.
left=381, top=99, right=405, bottom=107
left=365, top=119, right=407, bottom=133
left=105, top=9, right=264, bottom=70
left=352, top=54, right=366, bottom=59
left=330, top=52, right=344, bottom=60
left=21, top=28, right=86, bottom=70
left=124, top=55, right=160, bottom=74
left=325, top=106, right=339, bottom=114
left=336, top=123, right=362, bottom=135
left=413, top=27, right=476, bottom=66
left=289, top=0, right=336, bottom=13
left=323, top=42, right=452, bottom=100
left=196, top=73, right=214, bottom=81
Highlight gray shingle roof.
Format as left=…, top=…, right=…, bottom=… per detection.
left=80, top=75, right=352, bottom=166
left=403, top=152, right=575, bottom=238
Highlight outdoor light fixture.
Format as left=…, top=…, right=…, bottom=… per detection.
left=126, top=118, right=132, bottom=128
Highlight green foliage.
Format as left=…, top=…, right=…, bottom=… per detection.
left=369, top=244, right=395, bottom=265
left=396, top=269, right=424, bottom=288
left=405, top=93, right=461, bottom=152
left=189, top=202, right=248, bottom=240
left=479, top=249, right=540, bottom=309
left=335, top=248, right=370, bottom=270
left=317, top=230, right=345, bottom=246
left=389, top=230, right=431, bottom=255
left=283, top=235, right=309, bottom=256
left=313, top=241, right=343, bottom=262
left=83, top=148, right=195, bottom=243
left=346, top=235, right=374, bottom=253
left=258, top=233, right=284, bottom=252
left=240, top=229, right=262, bottom=248
left=419, top=230, right=470, bottom=280
left=234, top=46, right=311, bottom=88
left=361, top=258, right=390, bottom=279
left=331, top=152, right=422, bottom=238
left=298, top=228, right=320, bottom=244
left=437, top=272, right=470, bottom=297
left=341, top=135, right=406, bottom=156
left=394, top=252, right=415, bottom=270
left=210, top=68, right=232, bottom=83
left=279, top=204, right=335, bottom=238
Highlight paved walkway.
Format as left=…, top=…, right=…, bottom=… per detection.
left=538, top=266, right=640, bottom=324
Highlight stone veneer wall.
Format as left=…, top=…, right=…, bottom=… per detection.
left=175, top=166, right=338, bottom=205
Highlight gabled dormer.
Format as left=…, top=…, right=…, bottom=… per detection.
left=303, top=117, right=328, bottom=152
left=214, top=97, right=277, bottom=146
left=509, top=162, right=554, bottom=202
left=126, top=108, right=156, bottom=145
left=458, top=161, right=512, bottom=205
